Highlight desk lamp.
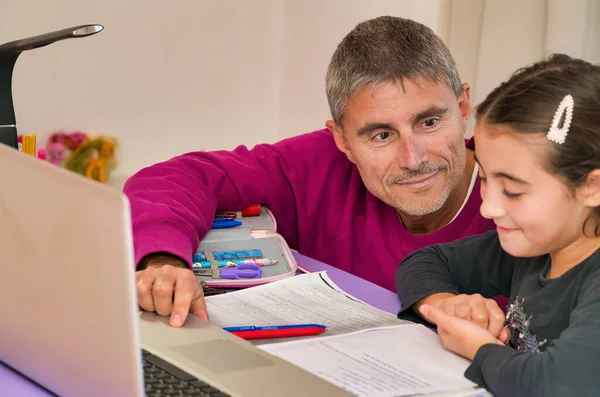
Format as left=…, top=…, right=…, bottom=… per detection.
left=0, top=24, right=104, bottom=148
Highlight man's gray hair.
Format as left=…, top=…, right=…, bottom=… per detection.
left=326, top=16, right=463, bottom=126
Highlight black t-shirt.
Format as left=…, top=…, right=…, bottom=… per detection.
left=396, top=230, right=600, bottom=397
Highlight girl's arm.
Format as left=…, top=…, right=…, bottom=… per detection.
left=464, top=270, right=600, bottom=397
left=396, top=230, right=516, bottom=315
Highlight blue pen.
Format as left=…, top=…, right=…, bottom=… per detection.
left=223, top=324, right=327, bottom=340
left=213, top=217, right=236, bottom=223
left=214, top=216, right=236, bottom=222
left=223, top=324, right=326, bottom=332
left=211, top=220, right=242, bottom=229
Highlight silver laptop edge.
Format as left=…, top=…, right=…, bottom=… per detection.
left=0, top=143, right=351, bottom=397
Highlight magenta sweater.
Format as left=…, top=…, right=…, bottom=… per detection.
left=124, top=129, right=495, bottom=292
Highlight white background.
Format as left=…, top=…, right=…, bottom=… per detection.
left=2, top=0, right=598, bottom=185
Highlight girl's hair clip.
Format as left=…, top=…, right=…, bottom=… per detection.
left=547, top=94, right=574, bottom=145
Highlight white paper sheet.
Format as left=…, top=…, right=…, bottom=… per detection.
left=205, top=272, right=405, bottom=343
left=260, top=324, right=487, bottom=397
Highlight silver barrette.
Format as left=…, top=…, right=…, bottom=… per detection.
left=547, top=94, right=574, bottom=145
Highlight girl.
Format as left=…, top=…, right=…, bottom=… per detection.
left=395, top=53, right=600, bottom=397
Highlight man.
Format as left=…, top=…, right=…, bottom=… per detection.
left=125, top=16, right=497, bottom=329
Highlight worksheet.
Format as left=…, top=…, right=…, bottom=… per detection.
left=205, top=272, right=405, bottom=343
left=206, top=272, right=491, bottom=397
left=260, top=325, right=489, bottom=397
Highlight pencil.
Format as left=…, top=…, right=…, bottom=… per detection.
left=22, top=134, right=36, bottom=156
left=193, top=258, right=279, bottom=269
left=31, top=134, right=36, bottom=156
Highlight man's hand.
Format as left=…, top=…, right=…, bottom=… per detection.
left=136, top=254, right=208, bottom=327
left=419, top=304, right=505, bottom=360
left=415, top=293, right=509, bottom=343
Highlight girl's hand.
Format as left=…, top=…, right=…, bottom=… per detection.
left=420, top=304, right=505, bottom=360
left=416, top=293, right=510, bottom=343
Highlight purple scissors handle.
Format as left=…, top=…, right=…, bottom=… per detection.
left=220, top=263, right=262, bottom=279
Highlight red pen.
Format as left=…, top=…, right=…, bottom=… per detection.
left=215, top=213, right=237, bottom=219
left=223, top=324, right=326, bottom=340
left=216, top=203, right=261, bottom=219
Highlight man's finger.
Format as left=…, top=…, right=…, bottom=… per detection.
left=439, top=298, right=457, bottom=318
left=469, top=298, right=489, bottom=329
left=454, top=302, right=471, bottom=320
left=152, top=276, right=176, bottom=316
left=420, top=304, right=455, bottom=331
left=190, top=295, right=209, bottom=321
left=499, top=326, right=510, bottom=343
left=437, top=325, right=450, bottom=338
left=136, top=271, right=156, bottom=312
left=484, top=299, right=506, bottom=338
left=170, top=276, right=196, bottom=327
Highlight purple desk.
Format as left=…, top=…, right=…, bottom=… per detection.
left=292, top=252, right=400, bottom=314
left=0, top=363, right=53, bottom=397
left=0, top=253, right=400, bottom=396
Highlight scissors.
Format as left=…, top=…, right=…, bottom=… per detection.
left=194, top=263, right=262, bottom=279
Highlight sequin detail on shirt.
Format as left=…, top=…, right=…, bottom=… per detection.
left=505, top=297, right=547, bottom=353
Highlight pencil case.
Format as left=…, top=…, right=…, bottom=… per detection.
left=194, top=207, right=298, bottom=288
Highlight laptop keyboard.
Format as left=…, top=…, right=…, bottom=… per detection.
left=142, top=349, right=231, bottom=397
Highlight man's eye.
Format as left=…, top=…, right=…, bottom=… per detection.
left=373, top=132, right=391, bottom=141
left=423, top=118, right=439, bottom=128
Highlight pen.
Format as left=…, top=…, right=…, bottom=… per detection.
left=215, top=213, right=237, bottom=219
left=211, top=219, right=242, bottom=229
left=223, top=324, right=326, bottom=340
left=192, top=259, right=278, bottom=269
left=213, top=217, right=237, bottom=223
left=216, top=203, right=261, bottom=218
left=214, top=216, right=236, bottom=222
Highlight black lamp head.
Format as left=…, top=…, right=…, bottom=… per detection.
left=0, top=24, right=103, bottom=53
left=0, top=24, right=104, bottom=148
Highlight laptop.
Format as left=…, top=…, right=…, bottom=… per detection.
left=0, top=143, right=352, bottom=397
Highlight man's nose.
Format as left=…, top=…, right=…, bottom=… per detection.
left=398, top=135, right=428, bottom=170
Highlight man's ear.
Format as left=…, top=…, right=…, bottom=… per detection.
left=577, top=169, right=600, bottom=207
left=326, top=120, right=356, bottom=164
left=458, top=82, right=472, bottom=129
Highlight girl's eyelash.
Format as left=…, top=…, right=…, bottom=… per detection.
left=478, top=175, right=521, bottom=198
left=503, top=191, right=522, bottom=198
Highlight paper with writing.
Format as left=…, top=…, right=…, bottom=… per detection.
left=205, top=272, right=404, bottom=343
left=260, top=325, right=485, bottom=397
left=206, top=272, right=490, bottom=396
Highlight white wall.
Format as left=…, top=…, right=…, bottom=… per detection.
left=1, top=0, right=445, bottom=182
left=4, top=0, right=598, bottom=184
left=442, top=0, right=600, bottom=138
left=4, top=0, right=286, bottom=178
left=276, top=0, right=444, bottom=139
